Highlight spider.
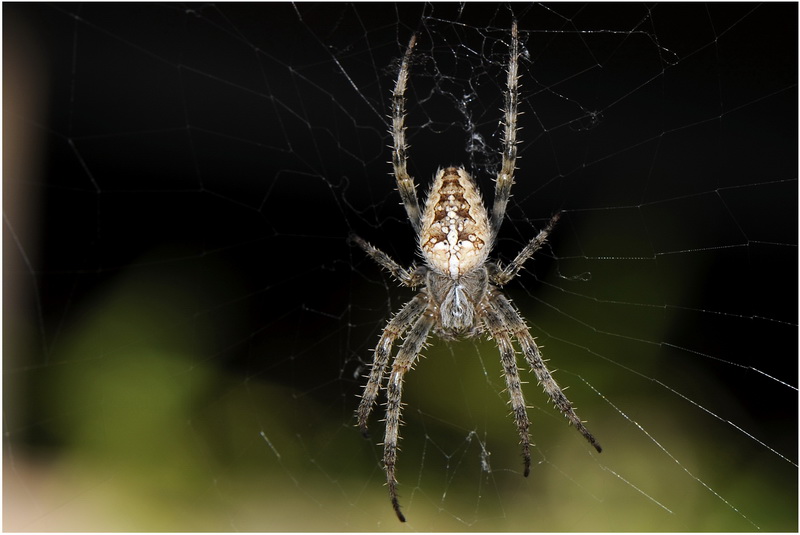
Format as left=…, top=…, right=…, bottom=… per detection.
left=351, top=21, right=601, bottom=522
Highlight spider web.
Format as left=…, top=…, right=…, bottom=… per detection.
left=4, top=3, right=797, bottom=531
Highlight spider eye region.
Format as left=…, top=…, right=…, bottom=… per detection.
left=419, top=167, right=491, bottom=278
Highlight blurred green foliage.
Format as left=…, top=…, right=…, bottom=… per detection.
left=6, top=251, right=796, bottom=531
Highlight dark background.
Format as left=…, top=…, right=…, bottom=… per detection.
left=5, top=3, right=797, bottom=530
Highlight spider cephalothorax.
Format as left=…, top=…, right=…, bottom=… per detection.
left=351, top=22, right=601, bottom=522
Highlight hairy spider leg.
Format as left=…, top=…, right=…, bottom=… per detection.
left=491, top=20, right=521, bottom=238
left=483, top=299, right=533, bottom=475
left=383, top=312, right=435, bottom=522
left=391, top=33, right=422, bottom=233
left=356, top=293, right=428, bottom=436
left=349, top=234, right=424, bottom=288
left=491, top=212, right=560, bottom=286
left=491, top=292, right=602, bottom=453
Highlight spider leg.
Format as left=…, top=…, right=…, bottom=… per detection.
left=491, top=20, right=521, bottom=237
left=491, top=291, right=602, bottom=453
left=391, top=33, right=422, bottom=233
left=349, top=234, right=426, bottom=287
left=384, top=311, right=435, bottom=522
left=483, top=300, right=532, bottom=476
left=491, top=212, right=560, bottom=286
left=357, top=293, right=428, bottom=436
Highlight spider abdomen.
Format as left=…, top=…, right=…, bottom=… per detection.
left=419, top=167, right=492, bottom=279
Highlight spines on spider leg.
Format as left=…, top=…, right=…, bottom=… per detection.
left=491, top=290, right=602, bottom=453
left=390, top=33, right=422, bottom=233
left=384, top=371, right=406, bottom=522
left=499, top=334, right=533, bottom=476
left=492, top=212, right=561, bottom=286
left=491, top=19, right=521, bottom=236
left=382, top=313, right=434, bottom=522
left=356, top=335, right=392, bottom=438
left=356, top=294, right=428, bottom=436
left=520, top=332, right=602, bottom=453
left=348, top=233, right=423, bottom=288
left=484, top=304, right=533, bottom=477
